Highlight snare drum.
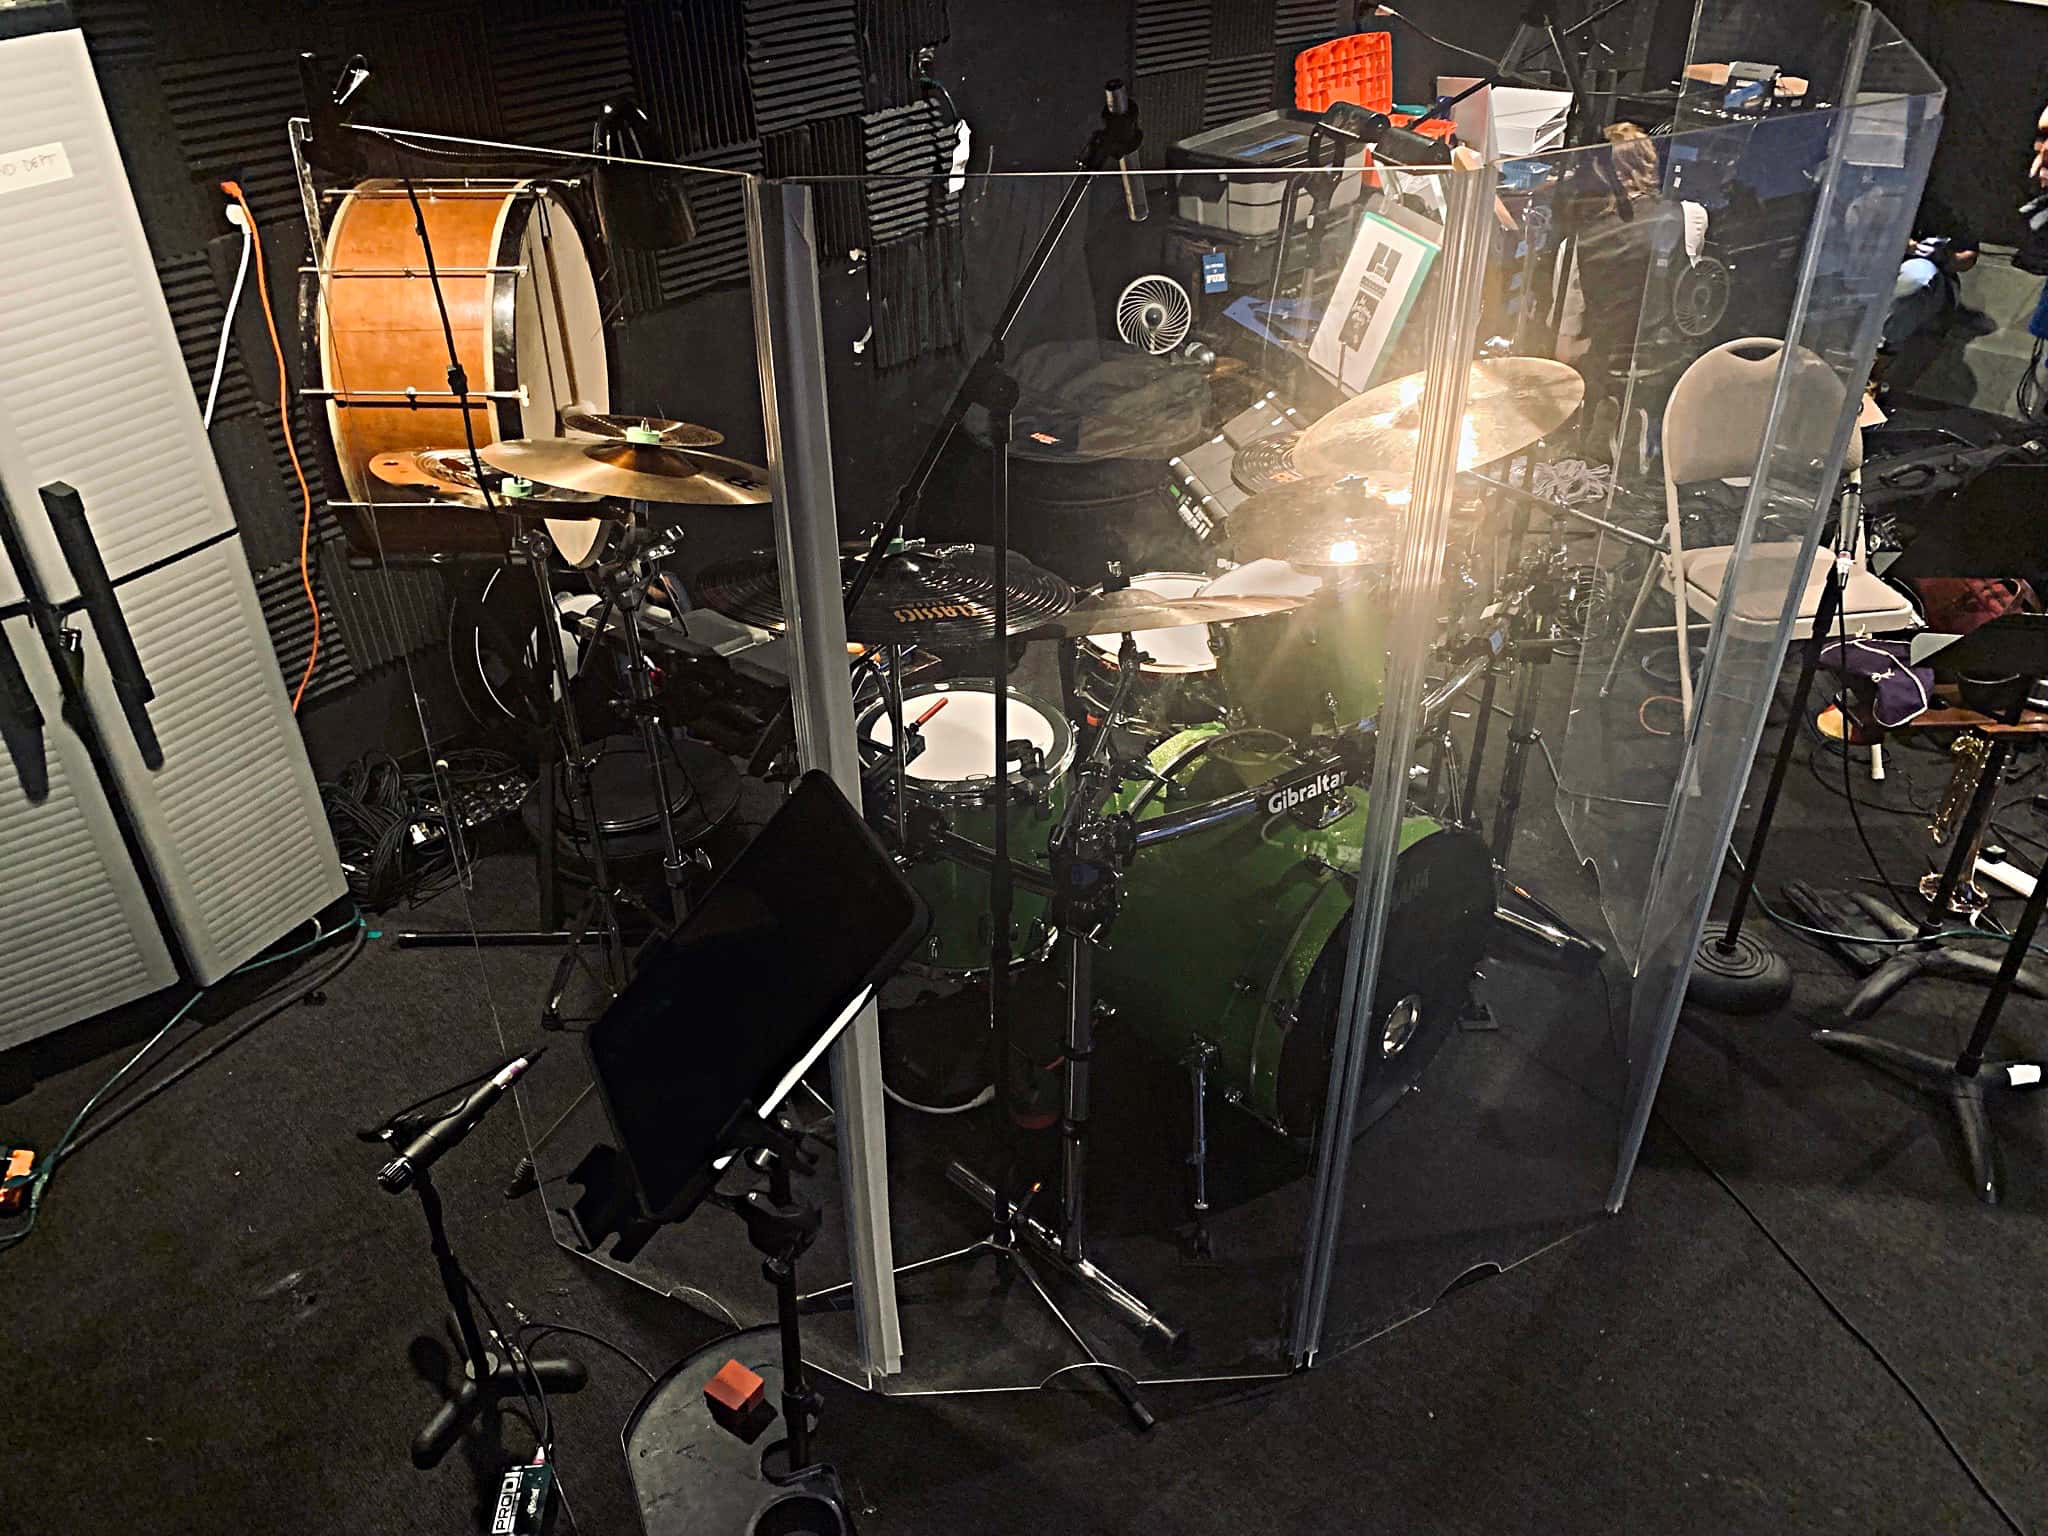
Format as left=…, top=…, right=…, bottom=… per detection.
left=1075, top=571, right=1226, bottom=734
left=1202, top=559, right=1387, bottom=741
left=858, top=681, right=1074, bottom=974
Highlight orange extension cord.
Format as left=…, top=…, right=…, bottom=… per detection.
left=220, top=181, right=319, bottom=712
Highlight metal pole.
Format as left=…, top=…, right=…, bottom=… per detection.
left=745, top=176, right=901, bottom=1378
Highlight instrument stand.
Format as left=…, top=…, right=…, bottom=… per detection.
left=1814, top=853, right=2048, bottom=1203
left=1702, top=472, right=2048, bottom=1014
left=1467, top=531, right=1607, bottom=966
left=719, top=1132, right=832, bottom=1480
left=395, top=530, right=630, bottom=1015
left=402, top=1167, right=588, bottom=1469
left=601, top=527, right=700, bottom=927
left=827, top=641, right=1179, bottom=1429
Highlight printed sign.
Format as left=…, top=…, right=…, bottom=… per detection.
left=1309, top=211, right=1440, bottom=394
left=0, top=142, right=73, bottom=197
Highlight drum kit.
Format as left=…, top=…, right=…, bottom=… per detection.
left=675, top=359, right=1598, bottom=1305
left=305, top=168, right=1598, bottom=1365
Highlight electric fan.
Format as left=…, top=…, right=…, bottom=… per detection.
left=1116, top=275, right=1193, bottom=355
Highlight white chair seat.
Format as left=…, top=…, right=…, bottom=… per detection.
left=1674, top=543, right=1918, bottom=633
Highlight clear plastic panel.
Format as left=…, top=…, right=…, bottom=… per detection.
left=291, top=143, right=895, bottom=1385
left=1617, top=9, right=1945, bottom=1185
left=754, top=160, right=1438, bottom=1391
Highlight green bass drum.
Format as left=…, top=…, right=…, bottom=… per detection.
left=1097, top=725, right=1496, bottom=1140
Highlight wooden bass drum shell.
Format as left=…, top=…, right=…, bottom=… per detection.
left=315, top=180, right=610, bottom=561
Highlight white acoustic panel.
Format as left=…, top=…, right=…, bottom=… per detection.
left=0, top=615, right=176, bottom=1049
left=77, top=539, right=345, bottom=984
left=0, top=28, right=235, bottom=602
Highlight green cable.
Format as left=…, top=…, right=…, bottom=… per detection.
left=0, top=907, right=364, bottom=1255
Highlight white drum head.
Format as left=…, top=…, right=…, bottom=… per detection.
left=509, top=191, right=611, bottom=565
left=1083, top=572, right=1216, bottom=672
left=867, top=686, right=1059, bottom=785
left=1199, top=558, right=1324, bottom=598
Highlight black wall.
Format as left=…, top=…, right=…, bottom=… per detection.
left=1886, top=0, right=2048, bottom=247
left=98, top=0, right=1925, bottom=767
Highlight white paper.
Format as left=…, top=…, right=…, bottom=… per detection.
left=0, top=141, right=72, bottom=197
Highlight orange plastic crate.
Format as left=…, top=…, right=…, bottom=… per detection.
left=1294, top=31, right=1393, bottom=115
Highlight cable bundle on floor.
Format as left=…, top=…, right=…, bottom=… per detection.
left=320, top=750, right=523, bottom=910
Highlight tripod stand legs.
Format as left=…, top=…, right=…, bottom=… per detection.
left=408, top=1172, right=587, bottom=1469
left=1812, top=1031, right=2014, bottom=1204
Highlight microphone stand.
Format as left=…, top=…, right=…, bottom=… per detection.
left=364, top=1084, right=588, bottom=1469
left=747, top=82, right=1141, bottom=771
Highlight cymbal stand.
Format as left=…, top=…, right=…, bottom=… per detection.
left=396, top=528, right=629, bottom=1010
left=602, top=522, right=700, bottom=927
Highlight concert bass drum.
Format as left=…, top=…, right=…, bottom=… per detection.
left=314, top=179, right=611, bottom=562
left=1097, top=724, right=1495, bottom=1141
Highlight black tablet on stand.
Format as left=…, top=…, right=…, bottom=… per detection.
left=585, top=770, right=925, bottom=1535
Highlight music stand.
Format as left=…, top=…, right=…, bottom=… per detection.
left=583, top=771, right=925, bottom=1532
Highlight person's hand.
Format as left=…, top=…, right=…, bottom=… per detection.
left=1954, top=247, right=1980, bottom=273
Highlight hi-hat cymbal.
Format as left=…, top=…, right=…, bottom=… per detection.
left=561, top=409, right=725, bottom=449
left=368, top=448, right=612, bottom=515
left=1014, top=587, right=1312, bottom=641
left=1295, top=358, right=1584, bottom=481
left=1225, top=478, right=1407, bottom=570
left=697, top=543, right=1073, bottom=647
left=479, top=437, right=772, bottom=505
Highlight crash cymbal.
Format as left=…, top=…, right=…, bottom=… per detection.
left=1295, top=358, right=1584, bottom=482
left=479, top=437, right=771, bottom=505
left=697, top=542, right=1073, bottom=647
left=1225, top=478, right=1407, bottom=570
left=560, top=409, right=725, bottom=449
left=367, top=448, right=612, bottom=515
left=1015, top=587, right=1312, bottom=642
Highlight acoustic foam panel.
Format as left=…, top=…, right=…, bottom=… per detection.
left=744, top=0, right=865, bottom=136
left=1135, top=0, right=1214, bottom=74
left=1133, top=65, right=1207, bottom=171
left=857, top=0, right=951, bottom=113
left=629, top=0, right=756, bottom=156
left=1213, top=0, right=1279, bottom=61
left=1205, top=54, right=1276, bottom=126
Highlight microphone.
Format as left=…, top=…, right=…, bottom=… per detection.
left=376, top=1049, right=544, bottom=1194
left=1101, top=80, right=1148, bottom=223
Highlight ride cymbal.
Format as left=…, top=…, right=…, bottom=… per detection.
left=1014, top=587, right=1312, bottom=641
left=560, top=409, right=725, bottom=449
left=1225, top=478, right=1407, bottom=570
left=1295, top=358, right=1584, bottom=481
left=697, top=543, right=1073, bottom=647
left=480, top=437, right=772, bottom=505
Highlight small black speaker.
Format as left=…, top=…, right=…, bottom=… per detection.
left=590, top=101, right=697, bottom=254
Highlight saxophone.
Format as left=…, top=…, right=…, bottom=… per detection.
left=1921, top=731, right=1992, bottom=914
